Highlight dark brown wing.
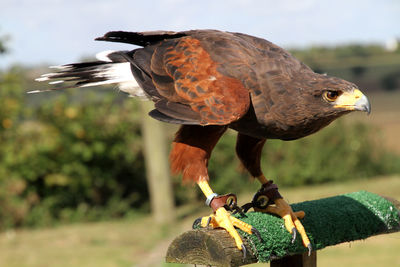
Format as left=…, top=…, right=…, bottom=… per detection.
left=97, top=30, right=313, bottom=126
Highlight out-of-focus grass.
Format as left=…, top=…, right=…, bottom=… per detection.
left=345, top=91, right=400, bottom=154
left=0, top=176, right=399, bottom=267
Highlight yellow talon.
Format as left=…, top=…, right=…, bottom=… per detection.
left=199, top=207, right=247, bottom=250
left=265, top=197, right=311, bottom=249
left=282, top=214, right=296, bottom=234
left=294, top=217, right=311, bottom=247
left=215, top=207, right=244, bottom=250
left=231, top=216, right=253, bottom=235
left=200, top=215, right=214, bottom=228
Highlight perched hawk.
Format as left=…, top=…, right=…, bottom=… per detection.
left=35, top=30, right=371, bottom=255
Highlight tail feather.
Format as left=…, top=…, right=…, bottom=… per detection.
left=95, top=31, right=186, bottom=46
left=33, top=51, right=148, bottom=99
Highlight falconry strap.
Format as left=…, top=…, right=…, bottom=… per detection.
left=206, top=193, right=244, bottom=214
left=242, top=181, right=283, bottom=212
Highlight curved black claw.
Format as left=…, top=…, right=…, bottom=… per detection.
left=241, top=244, right=247, bottom=261
left=192, top=217, right=202, bottom=229
left=291, top=227, right=297, bottom=244
left=251, top=227, right=263, bottom=243
left=307, top=243, right=312, bottom=256
left=206, top=216, right=212, bottom=227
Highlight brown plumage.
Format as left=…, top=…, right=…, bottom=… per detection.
left=95, top=29, right=368, bottom=182
left=36, top=29, right=371, bottom=252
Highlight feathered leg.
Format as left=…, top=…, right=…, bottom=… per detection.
left=236, top=132, right=311, bottom=252
left=170, top=125, right=258, bottom=253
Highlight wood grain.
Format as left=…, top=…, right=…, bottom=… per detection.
left=166, top=228, right=256, bottom=266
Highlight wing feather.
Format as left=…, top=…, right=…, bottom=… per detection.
left=148, top=36, right=251, bottom=125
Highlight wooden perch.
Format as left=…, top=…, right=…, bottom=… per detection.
left=166, top=228, right=256, bottom=266
left=166, top=192, right=400, bottom=266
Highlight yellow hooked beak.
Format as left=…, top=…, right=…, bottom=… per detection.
left=334, top=89, right=371, bottom=114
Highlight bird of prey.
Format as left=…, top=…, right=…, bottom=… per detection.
left=34, top=30, right=371, bottom=255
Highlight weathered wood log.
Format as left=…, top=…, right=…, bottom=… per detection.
left=166, top=228, right=257, bottom=266
left=166, top=192, right=400, bottom=266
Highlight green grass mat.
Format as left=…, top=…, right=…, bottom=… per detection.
left=234, top=191, right=400, bottom=262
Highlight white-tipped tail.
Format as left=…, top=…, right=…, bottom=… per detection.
left=34, top=50, right=149, bottom=99
left=95, top=50, right=115, bottom=62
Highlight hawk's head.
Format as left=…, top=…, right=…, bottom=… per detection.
left=309, top=75, right=371, bottom=116
left=238, top=73, right=371, bottom=141
left=280, top=73, right=371, bottom=139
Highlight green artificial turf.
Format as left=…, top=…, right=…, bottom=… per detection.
left=234, top=191, right=400, bottom=262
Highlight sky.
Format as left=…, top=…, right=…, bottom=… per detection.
left=1, top=0, right=399, bottom=69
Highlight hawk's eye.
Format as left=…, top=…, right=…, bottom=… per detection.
left=323, top=90, right=341, bottom=102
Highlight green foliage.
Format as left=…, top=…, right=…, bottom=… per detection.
left=208, top=121, right=400, bottom=193
left=351, top=66, right=366, bottom=77
left=261, top=122, right=400, bottom=186
left=290, top=43, right=388, bottom=64
left=0, top=33, right=8, bottom=54
left=290, top=44, right=400, bottom=92
left=381, top=72, right=400, bottom=91
left=0, top=68, right=148, bottom=229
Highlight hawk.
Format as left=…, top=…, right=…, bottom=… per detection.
left=35, top=30, right=371, bottom=255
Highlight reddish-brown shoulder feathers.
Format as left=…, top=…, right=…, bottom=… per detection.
left=149, top=36, right=250, bottom=125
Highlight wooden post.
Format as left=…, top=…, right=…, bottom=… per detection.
left=270, top=251, right=316, bottom=267
left=140, top=101, right=175, bottom=224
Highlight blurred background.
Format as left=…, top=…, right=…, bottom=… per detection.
left=0, top=0, right=399, bottom=266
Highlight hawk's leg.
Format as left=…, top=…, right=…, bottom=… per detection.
left=236, top=133, right=312, bottom=252
left=170, top=125, right=260, bottom=254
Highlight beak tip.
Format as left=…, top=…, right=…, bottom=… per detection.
left=355, top=93, right=371, bottom=115
left=365, top=103, right=371, bottom=115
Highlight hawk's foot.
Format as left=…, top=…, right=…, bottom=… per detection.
left=266, top=198, right=311, bottom=254
left=246, top=181, right=312, bottom=254
left=195, top=180, right=261, bottom=258
left=195, top=206, right=261, bottom=258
